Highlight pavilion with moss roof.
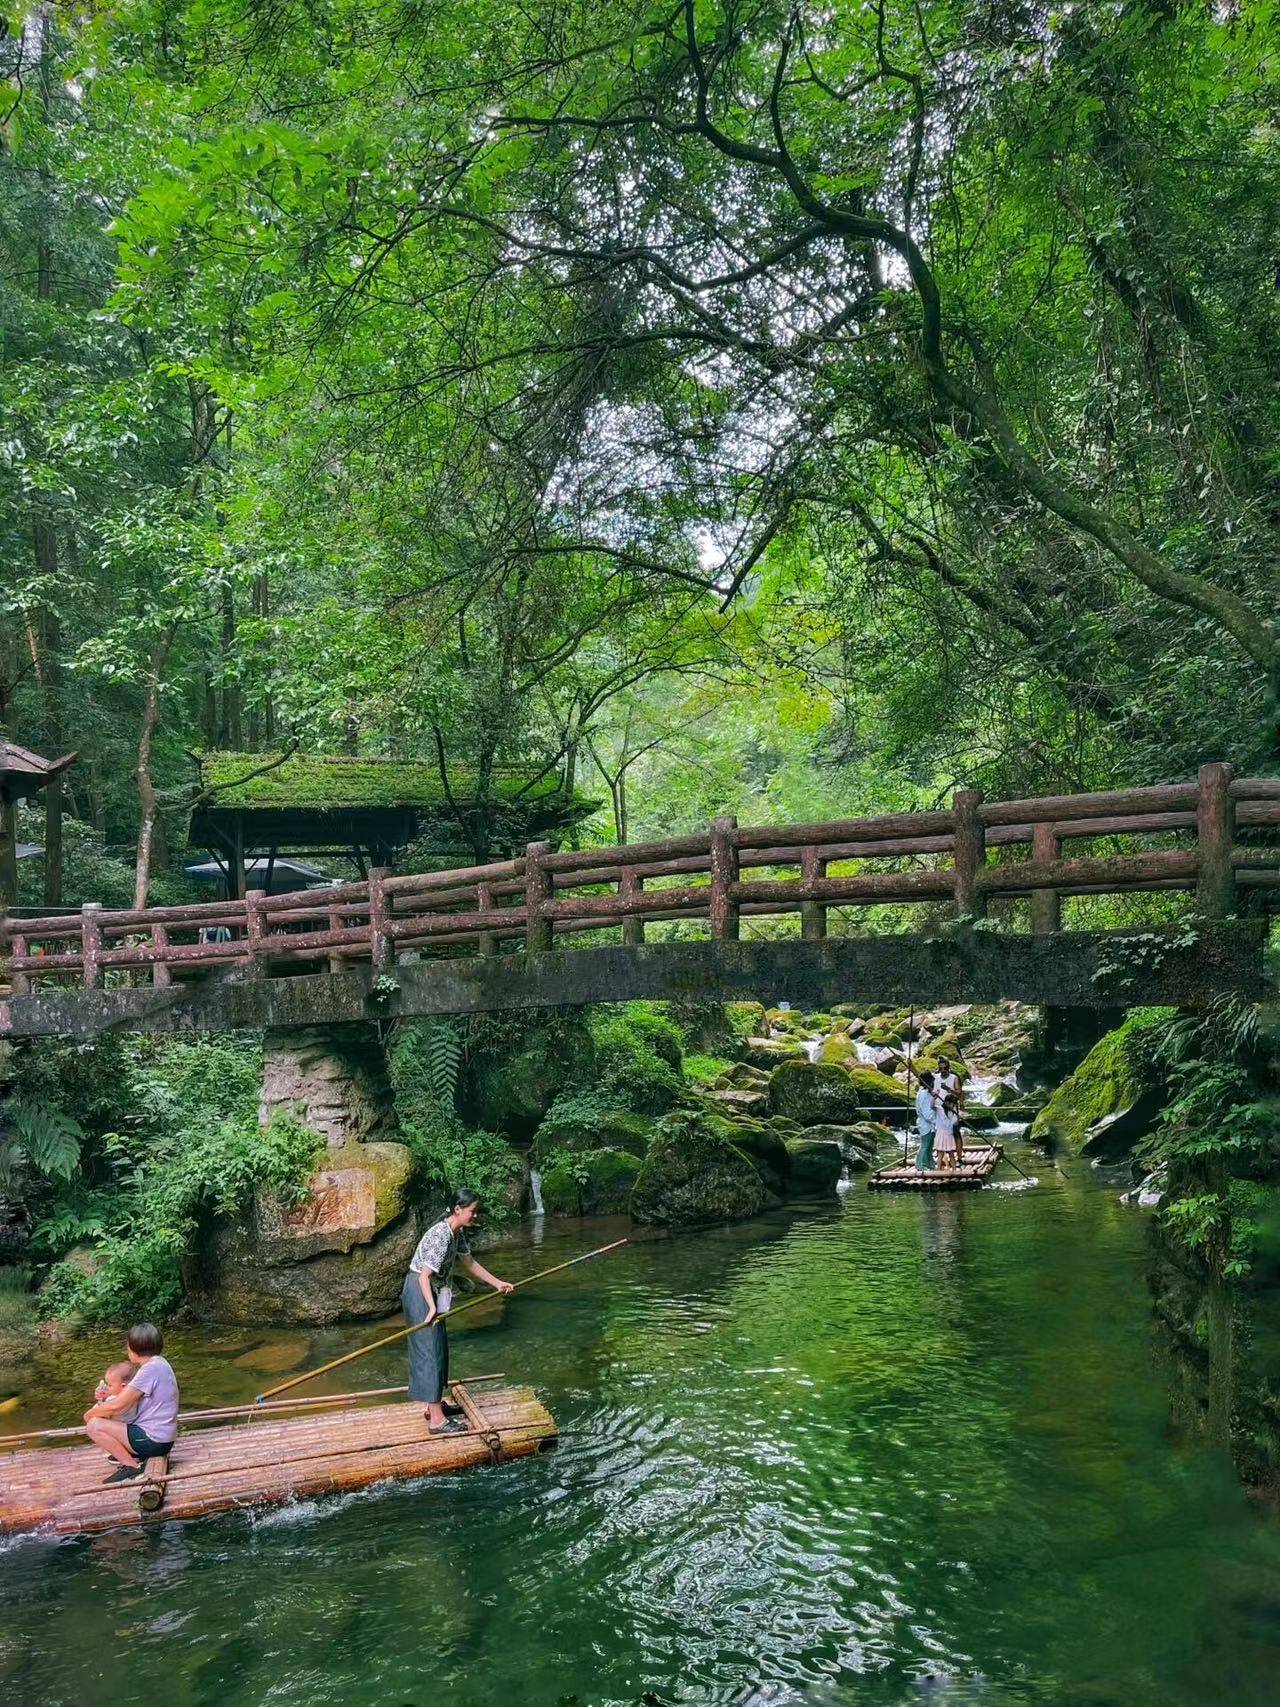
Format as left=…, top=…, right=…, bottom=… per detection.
left=188, top=750, right=596, bottom=897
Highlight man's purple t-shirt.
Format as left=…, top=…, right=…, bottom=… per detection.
left=126, top=1355, right=179, bottom=1443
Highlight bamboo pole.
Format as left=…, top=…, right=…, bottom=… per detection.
left=257, top=1237, right=630, bottom=1404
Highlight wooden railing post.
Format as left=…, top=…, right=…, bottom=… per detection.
left=952, top=789, right=986, bottom=919
left=476, top=881, right=497, bottom=958
left=5, top=911, right=29, bottom=996
left=150, top=922, right=172, bottom=988
left=327, top=905, right=344, bottom=975
left=524, top=841, right=553, bottom=953
left=801, top=847, right=826, bottom=941
left=709, top=815, right=740, bottom=941
left=619, top=867, right=645, bottom=946
left=1030, top=823, right=1061, bottom=935
left=81, top=902, right=103, bottom=990
left=244, top=888, right=266, bottom=977
left=368, top=868, right=391, bottom=974
left=1196, top=760, right=1236, bottom=918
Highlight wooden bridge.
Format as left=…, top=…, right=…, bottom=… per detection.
left=1, top=763, right=1275, bottom=1039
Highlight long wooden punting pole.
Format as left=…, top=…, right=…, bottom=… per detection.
left=257, top=1236, right=631, bottom=1404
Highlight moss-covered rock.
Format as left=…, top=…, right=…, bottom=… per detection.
left=1029, top=1018, right=1162, bottom=1157
left=742, top=1036, right=808, bottom=1069
left=713, top=1061, right=771, bottom=1091
left=818, top=1033, right=858, bottom=1065
left=532, top=1105, right=654, bottom=1163
left=707, top=1116, right=790, bottom=1196
left=863, top=1022, right=905, bottom=1047
left=768, top=1060, right=862, bottom=1125
left=915, top=1054, right=971, bottom=1082
left=786, top=1138, right=844, bottom=1197
left=630, top=1110, right=768, bottom=1226
left=961, top=1105, right=998, bottom=1131
left=847, top=1066, right=912, bottom=1111
left=704, top=1087, right=771, bottom=1119
left=463, top=1009, right=596, bottom=1139
left=804, top=1121, right=893, bottom=1165
left=541, top=1148, right=642, bottom=1216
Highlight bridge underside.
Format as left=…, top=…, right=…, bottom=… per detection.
left=0, top=925, right=1267, bottom=1041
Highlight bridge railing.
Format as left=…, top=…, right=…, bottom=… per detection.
left=3, top=764, right=1277, bottom=996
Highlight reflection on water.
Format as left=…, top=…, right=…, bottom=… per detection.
left=3, top=1157, right=1280, bottom=1706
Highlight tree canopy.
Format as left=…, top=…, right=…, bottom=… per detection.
left=2, top=0, right=1276, bottom=904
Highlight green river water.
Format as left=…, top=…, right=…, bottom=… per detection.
left=3, top=1153, right=1280, bottom=1706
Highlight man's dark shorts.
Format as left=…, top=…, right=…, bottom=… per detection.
left=127, top=1422, right=173, bottom=1460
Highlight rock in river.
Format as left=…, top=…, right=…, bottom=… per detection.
left=630, top=1110, right=767, bottom=1227
left=785, top=1138, right=845, bottom=1197
left=768, top=1060, right=862, bottom=1125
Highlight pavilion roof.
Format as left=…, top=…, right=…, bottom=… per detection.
left=0, top=740, right=77, bottom=801
left=195, top=751, right=588, bottom=816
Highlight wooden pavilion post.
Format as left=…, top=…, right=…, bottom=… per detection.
left=0, top=797, right=16, bottom=906
left=709, top=815, right=740, bottom=941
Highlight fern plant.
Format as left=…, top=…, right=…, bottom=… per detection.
left=0, top=1096, right=84, bottom=1191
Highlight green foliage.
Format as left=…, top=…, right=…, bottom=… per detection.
left=683, top=1054, right=734, bottom=1086
left=40, top=1110, right=323, bottom=1322
left=0, top=1096, right=83, bottom=1190
left=587, top=1004, right=685, bottom=1115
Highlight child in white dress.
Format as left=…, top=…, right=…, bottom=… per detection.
left=935, top=1095, right=961, bottom=1171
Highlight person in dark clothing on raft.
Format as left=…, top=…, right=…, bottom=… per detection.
left=402, top=1188, right=514, bottom=1435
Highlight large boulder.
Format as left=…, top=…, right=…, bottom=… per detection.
left=768, top=1060, right=862, bottom=1125
left=463, top=1009, right=596, bottom=1140
left=713, top=1061, right=771, bottom=1090
left=1029, top=1020, right=1162, bottom=1157
left=541, top=1149, right=642, bottom=1216
left=192, top=1140, right=420, bottom=1324
left=707, top=1117, right=790, bottom=1197
left=786, top=1138, right=844, bottom=1197
left=630, top=1111, right=767, bottom=1226
left=804, top=1121, right=893, bottom=1167
left=260, top=1024, right=398, bottom=1149
left=532, top=1105, right=654, bottom=1163
left=847, top=1066, right=912, bottom=1111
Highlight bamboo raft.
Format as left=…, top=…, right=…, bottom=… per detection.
left=0, top=1379, right=555, bottom=1538
left=869, top=1144, right=1003, bottom=1192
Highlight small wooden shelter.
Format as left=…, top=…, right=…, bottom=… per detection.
left=0, top=740, right=77, bottom=906
left=188, top=750, right=596, bottom=898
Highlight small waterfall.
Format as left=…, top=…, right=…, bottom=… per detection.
left=854, top=1040, right=880, bottom=1065
left=801, top=1038, right=822, bottom=1063
left=530, top=1168, right=545, bottom=1216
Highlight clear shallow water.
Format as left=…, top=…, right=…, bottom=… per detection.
left=4, top=1158, right=1280, bottom=1706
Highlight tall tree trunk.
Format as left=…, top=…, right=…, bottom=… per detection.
left=133, top=626, right=176, bottom=910
left=219, top=581, right=241, bottom=748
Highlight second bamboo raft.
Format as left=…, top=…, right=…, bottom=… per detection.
left=869, top=1144, right=1003, bottom=1191
left=0, top=1381, right=555, bottom=1538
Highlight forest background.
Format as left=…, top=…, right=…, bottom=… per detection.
left=3, top=0, right=1277, bottom=918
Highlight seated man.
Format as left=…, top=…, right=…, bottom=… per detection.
left=84, top=1322, right=179, bottom=1485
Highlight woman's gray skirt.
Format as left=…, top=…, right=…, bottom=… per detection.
left=401, top=1272, right=448, bottom=1403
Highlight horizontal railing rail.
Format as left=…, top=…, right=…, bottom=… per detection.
left=2, top=762, right=1277, bottom=996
